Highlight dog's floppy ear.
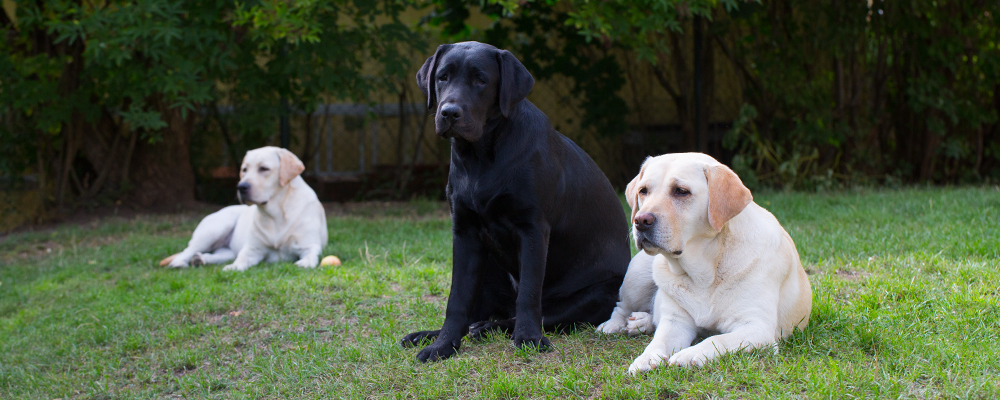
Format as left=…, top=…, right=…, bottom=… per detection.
left=705, top=164, right=753, bottom=232
left=625, top=159, right=649, bottom=224
left=417, top=44, right=451, bottom=112
left=277, top=148, right=305, bottom=187
left=496, top=49, right=534, bottom=117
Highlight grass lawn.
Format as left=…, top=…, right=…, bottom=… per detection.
left=1, top=188, right=998, bottom=399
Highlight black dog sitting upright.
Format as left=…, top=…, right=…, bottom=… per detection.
left=400, top=42, right=631, bottom=362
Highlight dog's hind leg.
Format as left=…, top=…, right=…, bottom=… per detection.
left=469, top=318, right=515, bottom=341
left=168, top=206, right=245, bottom=268
left=540, top=277, right=625, bottom=333
left=596, top=303, right=632, bottom=334
left=400, top=330, right=440, bottom=347
left=294, top=244, right=322, bottom=268
left=191, top=247, right=237, bottom=266
left=626, top=311, right=655, bottom=336
left=467, top=261, right=517, bottom=341
left=598, top=252, right=657, bottom=334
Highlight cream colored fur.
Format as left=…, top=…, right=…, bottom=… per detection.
left=160, top=146, right=328, bottom=272
left=596, top=153, right=812, bottom=374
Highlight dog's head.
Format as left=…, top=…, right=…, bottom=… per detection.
left=416, top=41, right=534, bottom=141
left=625, top=153, right=752, bottom=257
left=237, top=146, right=305, bottom=205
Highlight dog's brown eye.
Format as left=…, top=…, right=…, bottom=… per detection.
left=259, top=167, right=269, bottom=172
left=638, top=187, right=648, bottom=195
left=673, top=187, right=690, bottom=196
left=439, top=74, right=448, bottom=82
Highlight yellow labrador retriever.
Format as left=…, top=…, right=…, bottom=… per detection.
left=596, top=153, right=811, bottom=374
left=159, top=146, right=328, bottom=271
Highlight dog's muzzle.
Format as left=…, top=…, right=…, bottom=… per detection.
left=633, top=212, right=658, bottom=251
left=635, top=233, right=656, bottom=251
left=435, top=103, right=462, bottom=137
left=437, top=126, right=455, bottom=139
left=237, top=182, right=251, bottom=204
left=635, top=229, right=682, bottom=257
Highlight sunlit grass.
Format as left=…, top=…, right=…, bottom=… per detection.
left=1, top=187, right=998, bottom=398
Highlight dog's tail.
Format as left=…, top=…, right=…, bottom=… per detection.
left=159, top=253, right=180, bottom=267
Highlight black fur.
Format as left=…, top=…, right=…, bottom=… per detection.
left=401, top=42, right=631, bottom=362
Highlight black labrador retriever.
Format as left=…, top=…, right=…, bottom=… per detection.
left=400, top=41, right=631, bottom=362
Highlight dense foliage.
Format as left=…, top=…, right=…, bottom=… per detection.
left=0, top=0, right=423, bottom=209
left=2, top=0, right=997, bottom=220
left=497, top=0, right=1000, bottom=188
left=721, top=0, right=1000, bottom=187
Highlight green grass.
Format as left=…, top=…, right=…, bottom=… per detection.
left=1, top=188, right=998, bottom=399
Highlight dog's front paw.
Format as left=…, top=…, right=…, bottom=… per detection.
left=513, top=335, right=552, bottom=353
left=596, top=319, right=627, bottom=334
left=626, top=312, right=655, bottom=337
left=628, top=351, right=666, bottom=375
left=222, top=263, right=248, bottom=272
left=294, top=258, right=318, bottom=268
left=415, top=341, right=459, bottom=362
left=190, top=253, right=206, bottom=267
left=400, top=330, right=439, bottom=348
left=667, top=346, right=711, bottom=367
left=167, top=256, right=189, bottom=268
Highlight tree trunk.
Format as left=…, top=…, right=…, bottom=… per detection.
left=76, top=109, right=129, bottom=197
left=127, top=97, right=197, bottom=208
left=668, top=30, right=697, bottom=151
left=54, top=39, right=85, bottom=206
left=918, top=113, right=940, bottom=182
left=697, top=15, right=716, bottom=155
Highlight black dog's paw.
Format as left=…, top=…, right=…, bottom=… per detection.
left=469, top=319, right=515, bottom=341
left=415, top=342, right=459, bottom=362
left=513, top=335, right=552, bottom=353
left=400, top=330, right=439, bottom=348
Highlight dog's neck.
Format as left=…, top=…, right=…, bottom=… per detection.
left=482, top=113, right=504, bottom=135
left=670, top=207, right=755, bottom=287
left=666, top=232, right=725, bottom=288
left=255, top=180, right=297, bottom=224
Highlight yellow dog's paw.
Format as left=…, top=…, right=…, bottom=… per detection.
left=626, top=312, right=654, bottom=337
left=595, top=319, right=627, bottom=334
left=222, top=263, right=248, bottom=272
left=628, top=352, right=665, bottom=375
left=667, top=346, right=711, bottom=367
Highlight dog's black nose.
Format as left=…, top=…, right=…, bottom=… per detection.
left=237, top=182, right=250, bottom=194
left=439, top=104, right=461, bottom=120
left=634, top=212, right=656, bottom=231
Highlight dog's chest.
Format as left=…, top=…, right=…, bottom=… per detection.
left=242, top=214, right=304, bottom=258
left=450, top=167, right=528, bottom=220
left=459, top=194, right=522, bottom=255
left=254, top=231, right=299, bottom=261
left=450, top=178, right=529, bottom=263
left=653, top=259, right=725, bottom=329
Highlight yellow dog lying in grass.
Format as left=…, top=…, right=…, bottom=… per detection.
left=597, top=153, right=812, bottom=374
left=160, top=146, right=328, bottom=271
